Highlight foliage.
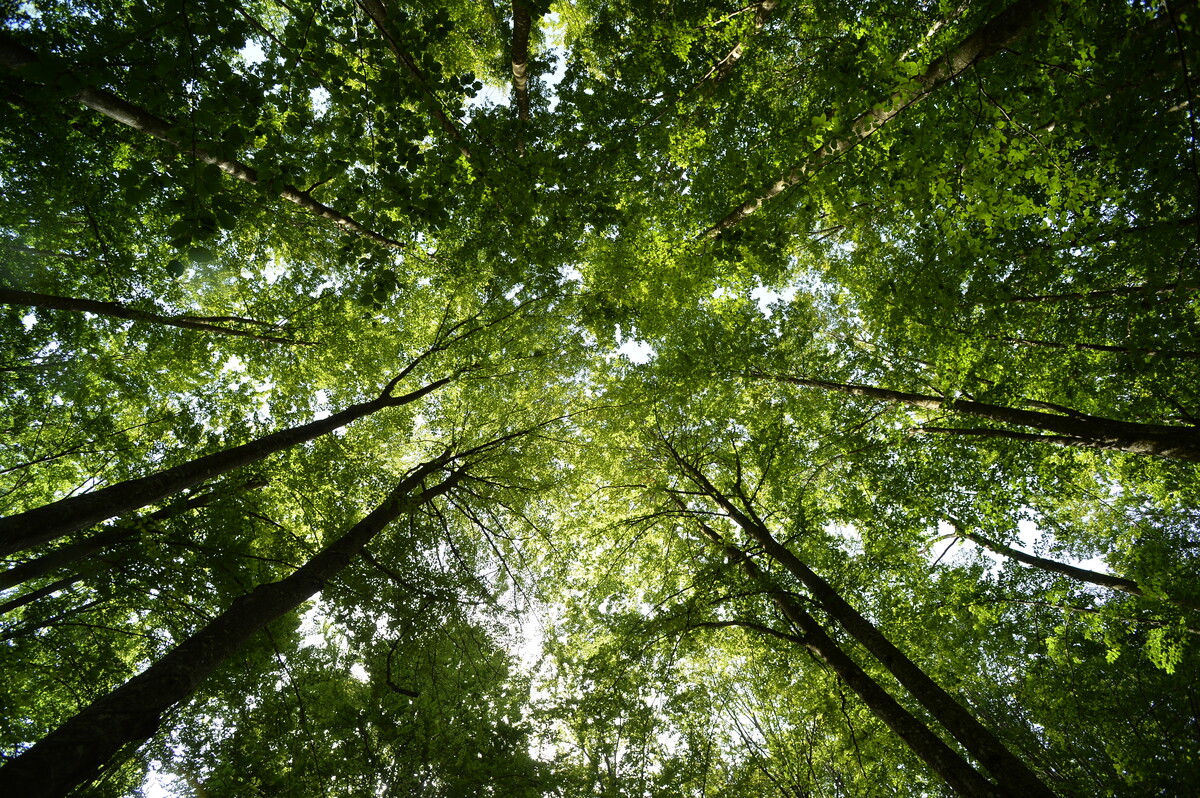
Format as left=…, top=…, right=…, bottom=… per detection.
left=2, top=0, right=1199, bottom=796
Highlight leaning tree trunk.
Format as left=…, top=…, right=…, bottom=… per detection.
left=0, top=375, right=450, bottom=557
left=702, top=0, right=1053, bottom=237
left=0, top=34, right=405, bottom=251
left=0, top=478, right=263, bottom=592
left=687, top=514, right=1006, bottom=798
left=676, top=460, right=1056, bottom=798
left=0, top=288, right=312, bottom=345
left=354, top=0, right=473, bottom=161
left=947, top=519, right=1197, bottom=611
left=0, top=458, right=464, bottom=798
left=752, top=371, right=1200, bottom=461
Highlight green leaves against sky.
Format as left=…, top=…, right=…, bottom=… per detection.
left=1, top=0, right=1199, bottom=796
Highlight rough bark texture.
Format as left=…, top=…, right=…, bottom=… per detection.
left=0, top=461, right=463, bottom=798
left=690, top=518, right=1005, bottom=798
left=753, top=371, right=1200, bottom=461
left=0, top=378, right=449, bottom=557
left=678, top=463, right=1056, bottom=798
left=0, top=34, right=405, bottom=250
left=703, top=0, right=1053, bottom=237
left=0, top=288, right=312, bottom=345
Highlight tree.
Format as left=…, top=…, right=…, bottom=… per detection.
left=3, top=0, right=1199, bottom=796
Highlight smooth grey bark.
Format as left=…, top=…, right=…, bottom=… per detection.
left=0, top=34, right=405, bottom=250
left=673, top=457, right=1056, bottom=798
left=686, top=512, right=1005, bottom=798
left=0, top=374, right=450, bottom=558
left=752, top=371, right=1200, bottom=462
left=703, top=0, right=1054, bottom=237
left=0, top=458, right=464, bottom=798
left=0, top=288, right=313, bottom=345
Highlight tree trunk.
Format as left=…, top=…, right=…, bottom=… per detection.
left=0, top=377, right=450, bottom=557
left=354, top=0, right=473, bottom=161
left=0, top=34, right=406, bottom=251
left=676, top=462, right=1056, bottom=798
left=708, top=0, right=779, bottom=87
left=702, top=0, right=1053, bottom=238
left=0, top=459, right=464, bottom=798
left=0, top=479, right=260, bottom=592
left=511, top=0, right=532, bottom=127
left=689, top=515, right=1006, bottom=798
left=752, top=371, right=1200, bottom=461
left=947, top=520, right=1197, bottom=611
left=0, top=288, right=313, bottom=345
left=0, top=572, right=86, bottom=616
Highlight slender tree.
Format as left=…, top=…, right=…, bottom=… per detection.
left=0, top=287, right=312, bottom=345
left=0, top=33, right=407, bottom=250
left=750, top=371, right=1200, bottom=461
left=662, top=439, right=1057, bottom=798
left=702, top=0, right=1055, bottom=237
left=685, top=511, right=1007, bottom=798
left=0, top=366, right=452, bottom=557
left=0, top=456, right=465, bottom=798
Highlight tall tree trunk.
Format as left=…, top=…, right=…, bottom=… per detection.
left=686, top=512, right=1006, bottom=798
left=946, top=520, right=1197, bottom=611
left=0, top=458, right=465, bottom=798
left=0, top=572, right=87, bottom=616
left=707, top=0, right=779, bottom=87
left=702, top=0, right=1053, bottom=238
left=354, top=0, right=473, bottom=161
left=674, top=458, right=1056, bottom=798
left=0, top=479, right=261, bottom=592
left=511, top=0, right=532, bottom=128
left=0, top=288, right=313, bottom=345
left=751, top=371, right=1200, bottom=461
left=0, top=375, right=451, bottom=557
left=0, top=34, right=406, bottom=251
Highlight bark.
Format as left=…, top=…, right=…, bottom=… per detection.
left=708, top=0, right=779, bottom=87
left=955, top=328, right=1200, bottom=360
left=702, top=0, right=1053, bottom=238
left=0, top=479, right=260, bottom=592
left=0, top=288, right=314, bottom=346
left=0, top=572, right=86, bottom=616
left=947, top=520, right=1198, bottom=611
left=0, top=460, right=464, bottom=798
left=0, top=34, right=406, bottom=250
left=675, top=461, right=1055, bottom=798
left=996, top=282, right=1199, bottom=305
left=511, top=0, right=532, bottom=126
left=687, top=513, right=1005, bottom=798
left=752, top=371, right=1200, bottom=461
left=0, top=375, right=451, bottom=558
left=354, top=0, right=473, bottom=161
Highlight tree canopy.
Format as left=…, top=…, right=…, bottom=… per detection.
left=2, top=0, right=1199, bottom=795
